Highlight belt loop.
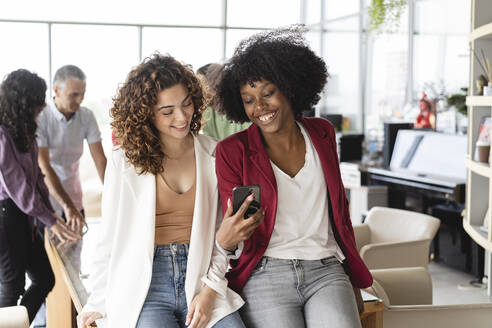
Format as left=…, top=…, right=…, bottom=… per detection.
left=171, top=242, right=178, bottom=254
left=261, top=256, right=268, bottom=269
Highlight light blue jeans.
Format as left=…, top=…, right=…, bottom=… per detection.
left=136, top=243, right=245, bottom=328
left=239, top=256, right=362, bottom=328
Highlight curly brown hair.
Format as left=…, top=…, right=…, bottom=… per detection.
left=111, top=54, right=206, bottom=175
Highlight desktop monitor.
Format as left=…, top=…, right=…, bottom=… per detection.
left=383, top=122, right=414, bottom=167
left=321, top=114, right=343, bottom=132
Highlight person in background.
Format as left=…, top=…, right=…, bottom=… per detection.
left=0, top=69, right=80, bottom=324
left=36, top=65, right=107, bottom=233
left=215, top=27, right=373, bottom=328
left=197, top=63, right=250, bottom=141
left=77, top=54, right=262, bottom=328
left=34, top=64, right=106, bottom=328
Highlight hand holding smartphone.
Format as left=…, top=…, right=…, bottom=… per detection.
left=232, top=185, right=261, bottom=219
left=215, top=184, right=264, bottom=251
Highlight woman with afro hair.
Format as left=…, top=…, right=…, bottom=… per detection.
left=77, top=54, right=262, bottom=328
left=215, top=27, right=373, bottom=328
left=0, top=69, right=80, bottom=323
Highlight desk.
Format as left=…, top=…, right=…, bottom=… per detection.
left=44, top=230, right=383, bottom=328
left=360, top=290, right=384, bottom=328
left=44, top=229, right=92, bottom=328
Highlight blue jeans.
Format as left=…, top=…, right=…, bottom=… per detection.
left=239, top=256, right=361, bottom=328
left=136, top=243, right=244, bottom=328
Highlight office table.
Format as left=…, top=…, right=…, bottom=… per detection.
left=360, top=290, right=384, bottom=328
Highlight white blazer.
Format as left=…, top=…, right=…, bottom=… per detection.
left=82, top=134, right=244, bottom=328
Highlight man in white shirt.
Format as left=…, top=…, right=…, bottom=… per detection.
left=36, top=65, right=107, bottom=233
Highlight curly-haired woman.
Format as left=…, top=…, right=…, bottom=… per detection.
left=0, top=69, right=80, bottom=323
left=77, top=54, right=262, bottom=328
left=215, top=28, right=373, bottom=328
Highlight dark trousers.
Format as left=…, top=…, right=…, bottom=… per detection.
left=0, top=198, right=55, bottom=323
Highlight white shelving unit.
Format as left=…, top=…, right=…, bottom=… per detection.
left=470, top=22, right=492, bottom=41
left=467, top=96, right=492, bottom=107
left=466, top=157, right=492, bottom=179
left=465, top=0, right=492, bottom=298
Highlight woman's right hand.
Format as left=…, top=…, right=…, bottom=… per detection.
left=216, top=194, right=264, bottom=251
left=77, top=311, right=103, bottom=328
left=49, top=215, right=81, bottom=242
left=64, top=205, right=88, bottom=235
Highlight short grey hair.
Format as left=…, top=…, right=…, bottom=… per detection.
left=53, top=65, right=86, bottom=88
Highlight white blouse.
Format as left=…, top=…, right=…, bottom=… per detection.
left=264, top=123, right=345, bottom=261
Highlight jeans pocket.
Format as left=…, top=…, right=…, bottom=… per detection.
left=251, top=257, right=267, bottom=275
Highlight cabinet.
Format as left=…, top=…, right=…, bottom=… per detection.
left=464, top=0, right=492, bottom=298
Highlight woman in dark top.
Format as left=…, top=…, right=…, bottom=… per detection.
left=214, top=28, right=372, bottom=328
left=0, top=69, right=80, bottom=322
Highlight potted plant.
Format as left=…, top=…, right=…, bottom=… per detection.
left=446, top=87, right=468, bottom=116
left=368, top=0, right=407, bottom=34
left=446, top=87, right=468, bottom=134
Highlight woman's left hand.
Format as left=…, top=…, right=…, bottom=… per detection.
left=185, top=285, right=218, bottom=328
left=216, top=196, right=264, bottom=251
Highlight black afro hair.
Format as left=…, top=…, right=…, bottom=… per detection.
left=217, top=26, right=328, bottom=123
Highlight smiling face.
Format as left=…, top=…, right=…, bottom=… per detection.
left=240, top=79, right=295, bottom=135
left=54, top=79, right=86, bottom=117
left=153, top=83, right=194, bottom=142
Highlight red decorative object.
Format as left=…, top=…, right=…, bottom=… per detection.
left=111, top=129, right=118, bottom=146
left=415, top=92, right=435, bottom=129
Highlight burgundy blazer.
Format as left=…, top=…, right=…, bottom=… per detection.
left=215, top=117, right=373, bottom=292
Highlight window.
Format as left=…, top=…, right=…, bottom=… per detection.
left=0, top=0, right=472, bottom=136
left=414, top=0, right=470, bottom=97
left=0, top=0, right=223, bottom=26
left=366, top=34, right=409, bottom=131
left=325, top=0, right=359, bottom=20
left=51, top=24, right=140, bottom=125
left=323, top=17, right=361, bottom=130
left=226, top=29, right=267, bottom=58
left=227, top=0, right=301, bottom=28
left=304, top=0, right=322, bottom=25
left=143, top=27, right=223, bottom=71
left=0, top=22, right=49, bottom=84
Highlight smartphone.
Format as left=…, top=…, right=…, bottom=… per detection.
left=232, top=185, right=261, bottom=219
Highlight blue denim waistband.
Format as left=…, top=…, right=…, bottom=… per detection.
left=154, top=243, right=189, bottom=257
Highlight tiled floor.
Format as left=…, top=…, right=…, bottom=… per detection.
left=429, top=261, right=491, bottom=305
